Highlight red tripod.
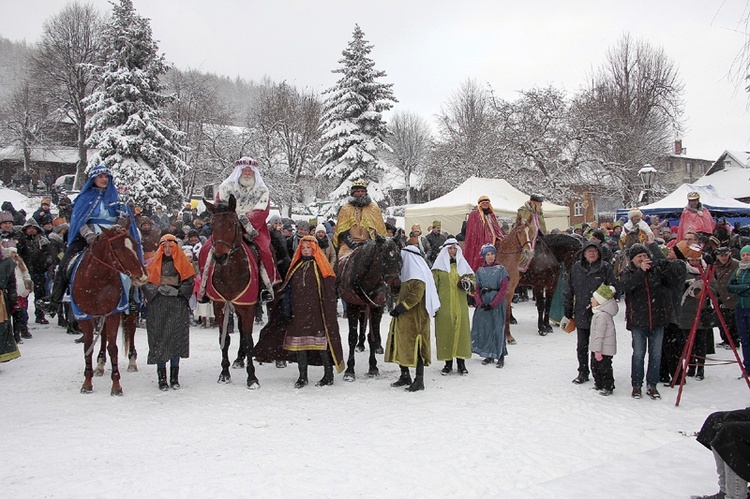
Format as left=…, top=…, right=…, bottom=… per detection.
left=671, top=264, right=750, bottom=406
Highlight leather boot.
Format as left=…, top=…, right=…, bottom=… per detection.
left=456, top=358, right=468, bottom=375
left=170, top=366, right=180, bottom=389
left=157, top=367, right=169, bottom=391
left=440, top=360, right=453, bottom=375
left=316, top=350, right=334, bottom=386
left=391, top=366, right=412, bottom=387
left=406, top=357, right=425, bottom=392
left=294, top=352, right=309, bottom=388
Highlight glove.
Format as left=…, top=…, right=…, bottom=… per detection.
left=390, top=303, right=407, bottom=317
left=560, top=316, right=571, bottom=330
left=239, top=216, right=258, bottom=240
left=482, top=304, right=492, bottom=311
left=594, top=352, right=603, bottom=362
left=158, top=285, right=179, bottom=296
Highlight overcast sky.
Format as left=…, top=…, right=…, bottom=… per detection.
left=2, top=0, right=750, bottom=162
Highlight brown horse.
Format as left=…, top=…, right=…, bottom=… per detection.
left=199, top=195, right=261, bottom=389
left=93, top=289, right=140, bottom=376
left=73, top=219, right=148, bottom=395
left=494, top=222, right=536, bottom=344
left=521, top=234, right=582, bottom=335
left=337, top=236, right=401, bottom=382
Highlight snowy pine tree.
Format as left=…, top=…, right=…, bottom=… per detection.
left=317, top=25, right=397, bottom=205
left=83, top=0, right=187, bottom=208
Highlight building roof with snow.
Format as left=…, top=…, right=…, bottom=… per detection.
left=695, top=149, right=750, bottom=201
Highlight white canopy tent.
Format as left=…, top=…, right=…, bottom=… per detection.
left=615, top=183, right=750, bottom=226
left=404, top=177, right=569, bottom=236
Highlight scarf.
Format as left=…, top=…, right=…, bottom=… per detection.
left=287, top=235, right=335, bottom=279
left=400, top=246, right=440, bottom=317
left=147, top=234, right=196, bottom=285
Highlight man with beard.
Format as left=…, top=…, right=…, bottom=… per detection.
left=333, top=180, right=386, bottom=260
left=463, top=195, right=505, bottom=272
left=217, top=157, right=278, bottom=302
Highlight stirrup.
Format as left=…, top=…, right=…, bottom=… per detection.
left=260, top=289, right=273, bottom=303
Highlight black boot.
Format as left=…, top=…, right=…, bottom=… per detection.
left=406, top=357, right=425, bottom=392
left=294, top=351, right=309, bottom=388
left=37, top=271, right=66, bottom=315
left=456, top=358, right=468, bottom=375
left=157, top=367, right=169, bottom=391
left=496, top=355, right=505, bottom=369
left=391, top=366, right=412, bottom=387
left=170, top=366, right=180, bottom=389
left=316, top=350, right=334, bottom=386
left=440, top=360, right=453, bottom=375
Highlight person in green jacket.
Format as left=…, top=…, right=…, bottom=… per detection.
left=386, top=245, right=440, bottom=392
left=432, top=238, right=474, bottom=375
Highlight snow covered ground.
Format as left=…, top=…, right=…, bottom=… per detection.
left=2, top=299, right=747, bottom=498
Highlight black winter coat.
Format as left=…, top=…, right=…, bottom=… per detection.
left=619, top=242, right=682, bottom=331
left=563, top=240, right=617, bottom=329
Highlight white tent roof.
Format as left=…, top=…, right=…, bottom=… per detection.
left=640, top=183, right=750, bottom=211
left=404, top=177, right=569, bottom=236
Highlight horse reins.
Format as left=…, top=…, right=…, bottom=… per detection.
left=91, top=230, right=137, bottom=277
left=210, top=211, right=240, bottom=256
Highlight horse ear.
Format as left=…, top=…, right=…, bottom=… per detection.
left=203, top=198, right=215, bottom=213
left=228, top=194, right=236, bottom=211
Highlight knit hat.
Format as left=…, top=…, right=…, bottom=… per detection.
left=41, top=198, right=51, bottom=205
left=411, top=224, right=421, bottom=234
left=268, top=215, right=282, bottom=226
left=628, top=243, right=649, bottom=260
left=315, top=224, right=327, bottom=234
left=0, top=211, right=12, bottom=223
left=741, top=245, right=750, bottom=255
left=593, top=284, right=616, bottom=305
left=88, top=164, right=112, bottom=178
left=628, top=208, right=643, bottom=220
left=480, top=243, right=496, bottom=257
left=530, top=193, right=544, bottom=202
left=478, top=195, right=490, bottom=204
left=715, top=246, right=731, bottom=255
left=53, top=223, right=69, bottom=234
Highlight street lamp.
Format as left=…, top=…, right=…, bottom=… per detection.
left=638, top=164, right=657, bottom=204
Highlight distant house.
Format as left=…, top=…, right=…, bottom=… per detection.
left=658, top=140, right=713, bottom=192
left=695, top=149, right=750, bottom=203
left=0, top=146, right=81, bottom=188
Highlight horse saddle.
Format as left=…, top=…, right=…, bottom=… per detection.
left=64, top=249, right=87, bottom=280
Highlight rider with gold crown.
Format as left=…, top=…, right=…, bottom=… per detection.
left=333, top=180, right=387, bottom=260
left=217, top=157, right=279, bottom=302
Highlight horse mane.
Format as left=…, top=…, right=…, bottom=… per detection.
left=543, top=233, right=582, bottom=253
left=213, top=199, right=234, bottom=214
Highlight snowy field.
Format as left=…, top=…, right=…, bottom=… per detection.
left=2, top=299, right=748, bottom=498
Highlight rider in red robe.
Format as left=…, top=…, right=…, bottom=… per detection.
left=463, top=195, right=505, bottom=272
left=676, top=191, right=715, bottom=243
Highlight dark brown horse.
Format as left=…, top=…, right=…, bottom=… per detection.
left=337, top=236, right=401, bottom=382
left=199, top=195, right=261, bottom=389
left=521, top=234, right=582, bottom=335
left=73, top=219, right=148, bottom=395
left=494, top=222, right=536, bottom=345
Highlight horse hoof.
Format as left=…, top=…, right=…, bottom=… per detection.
left=367, top=368, right=379, bottom=377
left=217, top=374, right=232, bottom=384
left=506, top=336, right=517, bottom=345
left=247, top=379, right=260, bottom=390
left=509, top=318, right=518, bottom=325
left=127, top=365, right=138, bottom=373
left=80, top=386, right=93, bottom=394
left=343, top=372, right=355, bottom=382
left=232, top=360, right=245, bottom=369
left=355, top=345, right=365, bottom=353
left=375, top=346, right=384, bottom=355
left=93, top=368, right=104, bottom=377
left=111, top=387, right=123, bottom=396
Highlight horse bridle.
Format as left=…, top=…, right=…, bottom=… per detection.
left=495, top=225, right=533, bottom=255
left=210, top=211, right=240, bottom=256
left=91, top=229, right=138, bottom=277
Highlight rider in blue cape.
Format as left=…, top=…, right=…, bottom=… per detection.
left=38, top=165, right=142, bottom=312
